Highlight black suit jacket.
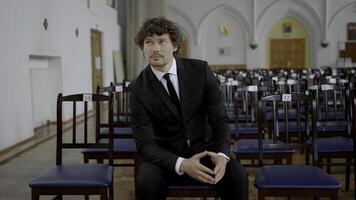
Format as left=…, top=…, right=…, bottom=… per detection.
left=129, top=57, right=230, bottom=172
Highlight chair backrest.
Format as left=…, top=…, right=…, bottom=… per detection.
left=96, top=86, right=114, bottom=140
left=308, top=84, right=351, bottom=136
left=257, top=93, right=317, bottom=165
left=220, top=79, right=241, bottom=121
left=56, top=93, right=114, bottom=165
left=236, top=85, right=271, bottom=123
left=111, top=81, right=131, bottom=126
left=275, top=78, right=306, bottom=94
left=353, top=90, right=356, bottom=193
left=234, top=85, right=271, bottom=139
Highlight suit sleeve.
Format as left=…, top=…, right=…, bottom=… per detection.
left=203, top=63, right=231, bottom=157
left=129, top=88, right=179, bottom=172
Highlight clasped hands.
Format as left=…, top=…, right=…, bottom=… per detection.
left=179, top=151, right=228, bottom=184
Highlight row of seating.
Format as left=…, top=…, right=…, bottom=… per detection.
left=28, top=81, right=220, bottom=200
left=28, top=66, right=356, bottom=199
left=217, top=67, right=356, bottom=199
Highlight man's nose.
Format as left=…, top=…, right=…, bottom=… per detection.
left=152, top=43, right=160, bottom=53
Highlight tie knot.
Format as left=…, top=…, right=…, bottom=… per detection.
left=163, top=73, right=170, bottom=81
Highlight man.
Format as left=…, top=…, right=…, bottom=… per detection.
left=129, top=16, right=248, bottom=200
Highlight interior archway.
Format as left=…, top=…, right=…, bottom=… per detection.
left=267, top=16, right=310, bottom=69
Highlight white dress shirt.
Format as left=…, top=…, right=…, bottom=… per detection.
left=150, top=58, right=179, bottom=99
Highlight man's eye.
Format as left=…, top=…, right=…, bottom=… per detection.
left=145, top=40, right=153, bottom=45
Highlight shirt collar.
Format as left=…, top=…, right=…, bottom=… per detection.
left=151, top=58, right=177, bottom=81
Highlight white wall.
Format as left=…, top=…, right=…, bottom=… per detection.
left=201, top=6, right=247, bottom=65
left=165, top=0, right=356, bottom=69
left=0, top=0, right=120, bottom=151
left=29, top=57, right=63, bottom=127
left=329, top=1, right=356, bottom=67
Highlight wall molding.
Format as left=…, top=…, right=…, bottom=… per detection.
left=328, top=2, right=356, bottom=27
left=167, top=5, right=198, bottom=45
left=197, top=4, right=252, bottom=45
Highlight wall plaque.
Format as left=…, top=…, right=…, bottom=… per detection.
left=347, top=23, right=356, bottom=40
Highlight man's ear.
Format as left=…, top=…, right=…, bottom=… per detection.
left=173, top=45, right=178, bottom=52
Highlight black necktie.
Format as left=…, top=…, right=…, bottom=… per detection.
left=163, top=73, right=180, bottom=109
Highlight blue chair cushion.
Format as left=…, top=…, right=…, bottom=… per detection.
left=306, top=137, right=353, bottom=153
left=82, top=138, right=137, bottom=153
left=234, top=139, right=295, bottom=154
left=236, top=114, right=257, bottom=123
left=265, top=111, right=306, bottom=121
left=226, top=113, right=235, bottom=123
left=316, top=121, right=347, bottom=133
left=114, top=115, right=131, bottom=124
left=236, top=125, right=259, bottom=135
left=112, top=138, right=136, bottom=153
left=277, top=121, right=307, bottom=133
left=229, top=123, right=235, bottom=134
left=319, top=110, right=346, bottom=121
left=100, top=127, right=132, bottom=137
left=29, top=164, right=113, bottom=188
left=254, top=165, right=341, bottom=189
left=319, top=111, right=346, bottom=121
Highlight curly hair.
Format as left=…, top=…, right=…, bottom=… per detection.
left=135, top=17, right=183, bottom=52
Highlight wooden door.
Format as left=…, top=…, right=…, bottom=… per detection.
left=270, top=39, right=305, bottom=69
left=178, top=39, right=188, bottom=58
left=91, top=29, right=103, bottom=93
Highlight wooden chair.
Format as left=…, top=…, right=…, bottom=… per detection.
left=111, top=81, right=131, bottom=127
left=234, top=85, right=271, bottom=140
left=29, top=93, right=114, bottom=200
left=234, top=85, right=295, bottom=167
left=352, top=90, right=356, bottom=194
left=254, top=93, right=341, bottom=200
left=219, top=77, right=240, bottom=125
left=272, top=79, right=309, bottom=145
left=307, top=83, right=353, bottom=190
left=83, top=85, right=137, bottom=168
left=98, top=83, right=133, bottom=139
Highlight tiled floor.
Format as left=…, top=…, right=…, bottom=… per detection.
left=0, top=123, right=354, bottom=200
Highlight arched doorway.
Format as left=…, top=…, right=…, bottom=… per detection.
left=268, top=16, right=310, bottom=69
left=178, top=39, right=188, bottom=58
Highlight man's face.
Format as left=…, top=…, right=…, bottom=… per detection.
left=143, top=33, right=177, bottom=71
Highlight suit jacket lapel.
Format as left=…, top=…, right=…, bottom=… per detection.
left=147, top=66, right=180, bottom=120
left=176, top=58, right=188, bottom=125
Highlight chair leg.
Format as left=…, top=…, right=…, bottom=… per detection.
left=305, top=149, right=310, bottom=165
left=83, top=155, right=89, bottom=163
left=326, top=158, right=331, bottom=173
left=354, top=159, right=356, bottom=198
left=85, top=195, right=89, bottom=200
left=110, top=183, right=114, bottom=200
left=31, top=190, right=39, bottom=200
left=287, top=156, right=292, bottom=164
left=258, top=192, right=264, bottom=200
left=331, top=190, right=339, bottom=200
left=345, top=158, right=351, bottom=191
left=100, top=192, right=108, bottom=200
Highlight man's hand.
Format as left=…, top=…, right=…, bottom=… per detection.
left=179, top=151, right=215, bottom=184
left=207, top=151, right=228, bottom=184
